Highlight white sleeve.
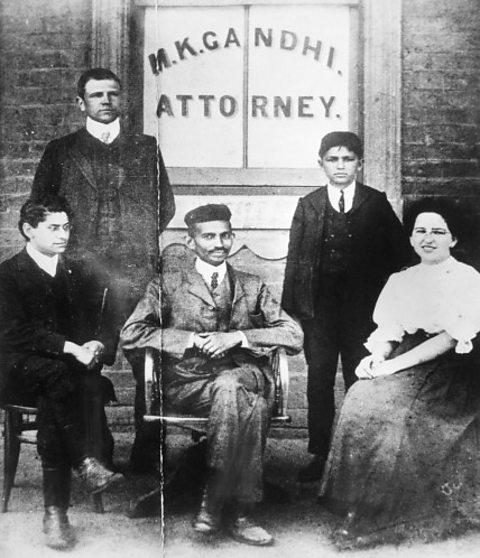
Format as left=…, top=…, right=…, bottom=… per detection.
left=443, top=266, right=480, bottom=354
left=365, top=273, right=406, bottom=353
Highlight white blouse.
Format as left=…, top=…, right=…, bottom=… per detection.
left=366, top=257, right=480, bottom=354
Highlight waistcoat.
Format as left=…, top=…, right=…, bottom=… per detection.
left=321, top=198, right=354, bottom=274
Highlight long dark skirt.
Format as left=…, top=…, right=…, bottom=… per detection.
left=319, top=333, right=480, bottom=545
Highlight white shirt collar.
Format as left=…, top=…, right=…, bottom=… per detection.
left=26, top=243, right=59, bottom=277
left=86, top=117, right=120, bottom=144
left=327, top=180, right=356, bottom=213
left=195, top=258, right=227, bottom=287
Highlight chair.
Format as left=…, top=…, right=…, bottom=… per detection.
left=128, top=346, right=291, bottom=517
left=2, top=404, right=104, bottom=513
left=143, top=346, right=291, bottom=430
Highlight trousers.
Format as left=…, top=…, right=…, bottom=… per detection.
left=7, top=355, right=114, bottom=468
left=303, top=273, right=372, bottom=457
left=166, top=361, right=270, bottom=505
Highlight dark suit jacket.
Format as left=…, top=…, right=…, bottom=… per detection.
left=0, top=249, right=117, bottom=402
left=31, top=128, right=175, bottom=292
left=120, top=261, right=304, bottom=395
left=282, top=183, right=412, bottom=321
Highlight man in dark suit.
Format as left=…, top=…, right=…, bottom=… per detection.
left=120, top=204, right=303, bottom=546
left=0, top=196, right=123, bottom=550
left=282, top=132, right=411, bottom=482
left=31, top=68, right=176, bottom=472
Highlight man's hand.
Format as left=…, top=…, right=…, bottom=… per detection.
left=195, top=331, right=243, bottom=358
left=63, top=341, right=99, bottom=369
left=82, top=340, right=105, bottom=365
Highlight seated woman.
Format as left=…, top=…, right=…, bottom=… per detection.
left=319, top=198, right=480, bottom=548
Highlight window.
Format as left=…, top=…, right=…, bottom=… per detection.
left=141, top=0, right=359, bottom=185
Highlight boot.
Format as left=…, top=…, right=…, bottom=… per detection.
left=75, top=456, right=124, bottom=494
left=192, top=469, right=224, bottom=534
left=227, top=502, right=274, bottom=546
left=42, top=467, right=75, bottom=550
left=192, top=486, right=221, bottom=534
left=43, top=506, right=76, bottom=550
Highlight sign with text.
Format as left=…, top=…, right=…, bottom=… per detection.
left=144, top=4, right=350, bottom=169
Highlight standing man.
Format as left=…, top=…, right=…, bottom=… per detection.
left=31, top=68, right=175, bottom=472
left=282, top=131, right=411, bottom=482
left=0, top=196, right=123, bottom=550
left=120, top=204, right=303, bottom=546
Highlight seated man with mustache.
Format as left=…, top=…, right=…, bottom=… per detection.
left=120, top=204, right=303, bottom=546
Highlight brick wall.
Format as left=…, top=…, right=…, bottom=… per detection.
left=402, top=0, right=480, bottom=263
left=1, top=0, right=479, bottom=433
left=0, top=0, right=91, bottom=260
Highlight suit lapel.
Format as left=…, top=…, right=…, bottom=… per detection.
left=228, top=264, right=249, bottom=329
left=185, top=265, right=215, bottom=307
left=229, top=264, right=246, bottom=309
left=308, top=186, right=328, bottom=216
left=17, top=248, right=50, bottom=283
left=57, top=256, right=75, bottom=309
left=351, top=182, right=370, bottom=212
left=66, top=129, right=98, bottom=191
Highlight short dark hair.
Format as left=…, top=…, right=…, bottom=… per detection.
left=404, top=197, right=463, bottom=241
left=184, top=204, right=232, bottom=236
left=77, top=68, right=122, bottom=99
left=318, top=131, right=363, bottom=159
left=18, top=195, right=74, bottom=240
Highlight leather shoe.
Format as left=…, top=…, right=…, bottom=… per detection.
left=297, top=455, right=326, bottom=482
left=228, top=514, right=274, bottom=546
left=75, top=456, right=124, bottom=494
left=43, top=506, right=76, bottom=550
left=192, top=490, right=220, bottom=534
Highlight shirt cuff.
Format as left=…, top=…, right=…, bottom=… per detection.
left=238, top=331, right=249, bottom=348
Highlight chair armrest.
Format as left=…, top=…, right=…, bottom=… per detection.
left=270, top=347, right=289, bottom=418
left=144, top=347, right=160, bottom=417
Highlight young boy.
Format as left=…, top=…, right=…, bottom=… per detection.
left=282, top=131, right=411, bottom=482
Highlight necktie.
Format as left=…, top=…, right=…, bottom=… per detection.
left=100, top=131, right=110, bottom=144
left=210, top=272, right=219, bottom=291
left=338, top=189, right=345, bottom=213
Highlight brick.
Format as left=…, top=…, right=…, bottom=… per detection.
left=402, top=124, right=478, bottom=145
left=1, top=105, right=80, bottom=141
left=1, top=29, right=91, bottom=52
left=1, top=158, right=38, bottom=176
left=403, top=70, right=475, bottom=91
left=403, top=50, right=480, bottom=72
left=402, top=177, right=480, bottom=196
left=403, top=105, right=470, bottom=126
left=0, top=176, right=33, bottom=195
left=403, top=0, right=479, bottom=19
left=406, top=31, right=480, bottom=53
left=10, top=49, right=88, bottom=70
left=0, top=141, right=49, bottom=159
left=15, top=68, right=78, bottom=90
left=402, top=160, right=479, bottom=179
left=403, top=142, right=480, bottom=161
left=0, top=0, right=89, bottom=18
left=4, top=86, right=76, bottom=106
left=403, top=89, right=477, bottom=113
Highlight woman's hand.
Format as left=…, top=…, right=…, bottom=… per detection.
left=355, top=354, right=395, bottom=379
left=355, top=355, right=376, bottom=379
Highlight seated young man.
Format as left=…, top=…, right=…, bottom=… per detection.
left=120, top=204, right=303, bottom=547
left=0, top=195, right=123, bottom=551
